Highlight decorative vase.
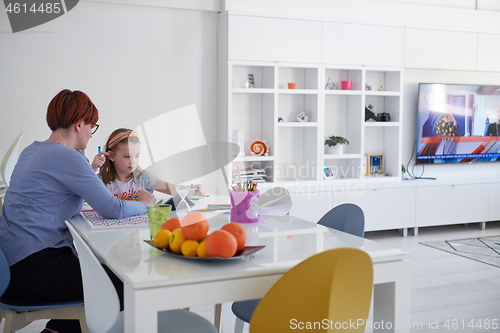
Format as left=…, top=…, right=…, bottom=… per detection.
left=326, top=145, right=344, bottom=155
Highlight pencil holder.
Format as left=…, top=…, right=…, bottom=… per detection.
left=230, top=190, right=260, bottom=223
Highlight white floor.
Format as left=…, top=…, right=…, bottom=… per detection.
left=2, top=222, right=500, bottom=333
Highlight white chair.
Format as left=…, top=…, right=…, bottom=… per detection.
left=65, top=221, right=218, bottom=333
left=258, top=186, right=292, bottom=216
left=0, top=132, right=23, bottom=188
left=0, top=132, right=23, bottom=212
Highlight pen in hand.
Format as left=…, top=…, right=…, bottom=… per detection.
left=98, top=146, right=101, bottom=154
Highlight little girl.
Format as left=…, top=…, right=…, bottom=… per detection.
left=96, top=128, right=201, bottom=201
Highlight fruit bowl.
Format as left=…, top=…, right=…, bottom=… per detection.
left=144, top=240, right=265, bottom=261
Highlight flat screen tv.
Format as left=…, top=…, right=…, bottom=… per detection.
left=416, top=83, right=500, bottom=164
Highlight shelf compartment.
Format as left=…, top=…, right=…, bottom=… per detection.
left=278, top=94, right=319, bottom=122
left=323, top=158, right=363, bottom=180
left=364, top=126, right=400, bottom=178
left=277, top=66, right=318, bottom=90
left=277, top=127, right=318, bottom=181
left=232, top=65, right=274, bottom=89
left=232, top=93, right=274, bottom=157
left=365, top=70, right=401, bottom=93
left=324, top=67, right=363, bottom=91
left=365, top=95, right=401, bottom=122
left=232, top=160, right=275, bottom=184
left=324, top=94, right=362, bottom=155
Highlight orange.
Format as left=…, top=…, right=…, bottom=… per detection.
left=161, top=217, right=181, bottom=232
left=153, top=229, right=171, bottom=249
left=181, top=240, right=199, bottom=257
left=206, top=230, right=237, bottom=258
left=181, top=212, right=209, bottom=241
left=221, top=222, right=247, bottom=252
left=169, top=228, right=187, bottom=254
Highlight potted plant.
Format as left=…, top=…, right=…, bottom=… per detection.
left=324, top=136, right=349, bottom=154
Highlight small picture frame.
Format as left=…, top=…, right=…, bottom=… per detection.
left=364, top=154, right=369, bottom=176
left=367, top=154, right=384, bottom=175
left=323, top=166, right=336, bottom=180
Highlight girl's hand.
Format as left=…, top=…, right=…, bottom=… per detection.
left=91, top=151, right=109, bottom=172
left=136, top=190, right=156, bottom=205
left=191, top=184, right=205, bottom=196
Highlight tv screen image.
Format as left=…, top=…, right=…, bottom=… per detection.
left=416, top=83, right=500, bottom=164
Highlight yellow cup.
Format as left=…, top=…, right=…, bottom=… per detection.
left=147, top=204, right=172, bottom=240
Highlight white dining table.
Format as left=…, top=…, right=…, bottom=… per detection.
left=69, top=207, right=411, bottom=333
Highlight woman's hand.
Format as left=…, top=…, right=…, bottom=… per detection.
left=91, top=152, right=109, bottom=172
left=136, top=190, right=156, bottom=205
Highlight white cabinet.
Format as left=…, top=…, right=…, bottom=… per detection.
left=415, top=183, right=489, bottom=227
left=332, top=187, right=416, bottom=232
left=219, top=61, right=403, bottom=189
left=289, top=191, right=334, bottom=222
left=488, top=182, right=500, bottom=221
left=404, top=28, right=478, bottom=71
left=225, top=15, right=322, bottom=63
left=219, top=62, right=321, bottom=188
left=477, top=33, right=500, bottom=72
left=323, top=67, right=403, bottom=182
left=322, top=22, right=404, bottom=67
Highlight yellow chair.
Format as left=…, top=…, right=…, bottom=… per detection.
left=238, top=248, right=373, bottom=333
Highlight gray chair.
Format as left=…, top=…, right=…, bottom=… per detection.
left=317, top=203, right=365, bottom=237
left=0, top=248, right=88, bottom=333
left=65, top=221, right=218, bottom=333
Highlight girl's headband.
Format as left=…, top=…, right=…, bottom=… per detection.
left=107, top=130, right=140, bottom=150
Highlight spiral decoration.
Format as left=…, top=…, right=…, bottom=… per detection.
left=249, top=140, right=269, bottom=156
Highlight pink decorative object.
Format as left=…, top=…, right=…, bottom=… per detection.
left=230, top=190, right=260, bottom=223
left=341, top=81, right=352, bottom=90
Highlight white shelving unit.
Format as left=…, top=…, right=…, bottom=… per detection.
left=218, top=61, right=403, bottom=187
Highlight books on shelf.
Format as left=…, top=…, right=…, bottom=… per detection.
left=232, top=167, right=267, bottom=183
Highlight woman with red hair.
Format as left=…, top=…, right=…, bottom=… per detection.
left=0, top=89, right=155, bottom=333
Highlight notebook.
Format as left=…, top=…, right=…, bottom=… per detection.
left=80, top=210, right=149, bottom=229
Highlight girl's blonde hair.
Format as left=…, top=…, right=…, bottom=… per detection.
left=100, top=128, right=144, bottom=184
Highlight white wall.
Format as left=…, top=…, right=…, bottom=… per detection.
left=0, top=2, right=219, bottom=191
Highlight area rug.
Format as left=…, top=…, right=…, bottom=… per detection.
left=420, top=235, right=500, bottom=268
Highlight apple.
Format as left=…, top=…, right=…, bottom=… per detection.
left=169, top=228, right=187, bottom=254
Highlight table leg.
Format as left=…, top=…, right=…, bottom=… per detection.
left=373, top=260, right=411, bottom=333
left=124, top=284, right=158, bottom=333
